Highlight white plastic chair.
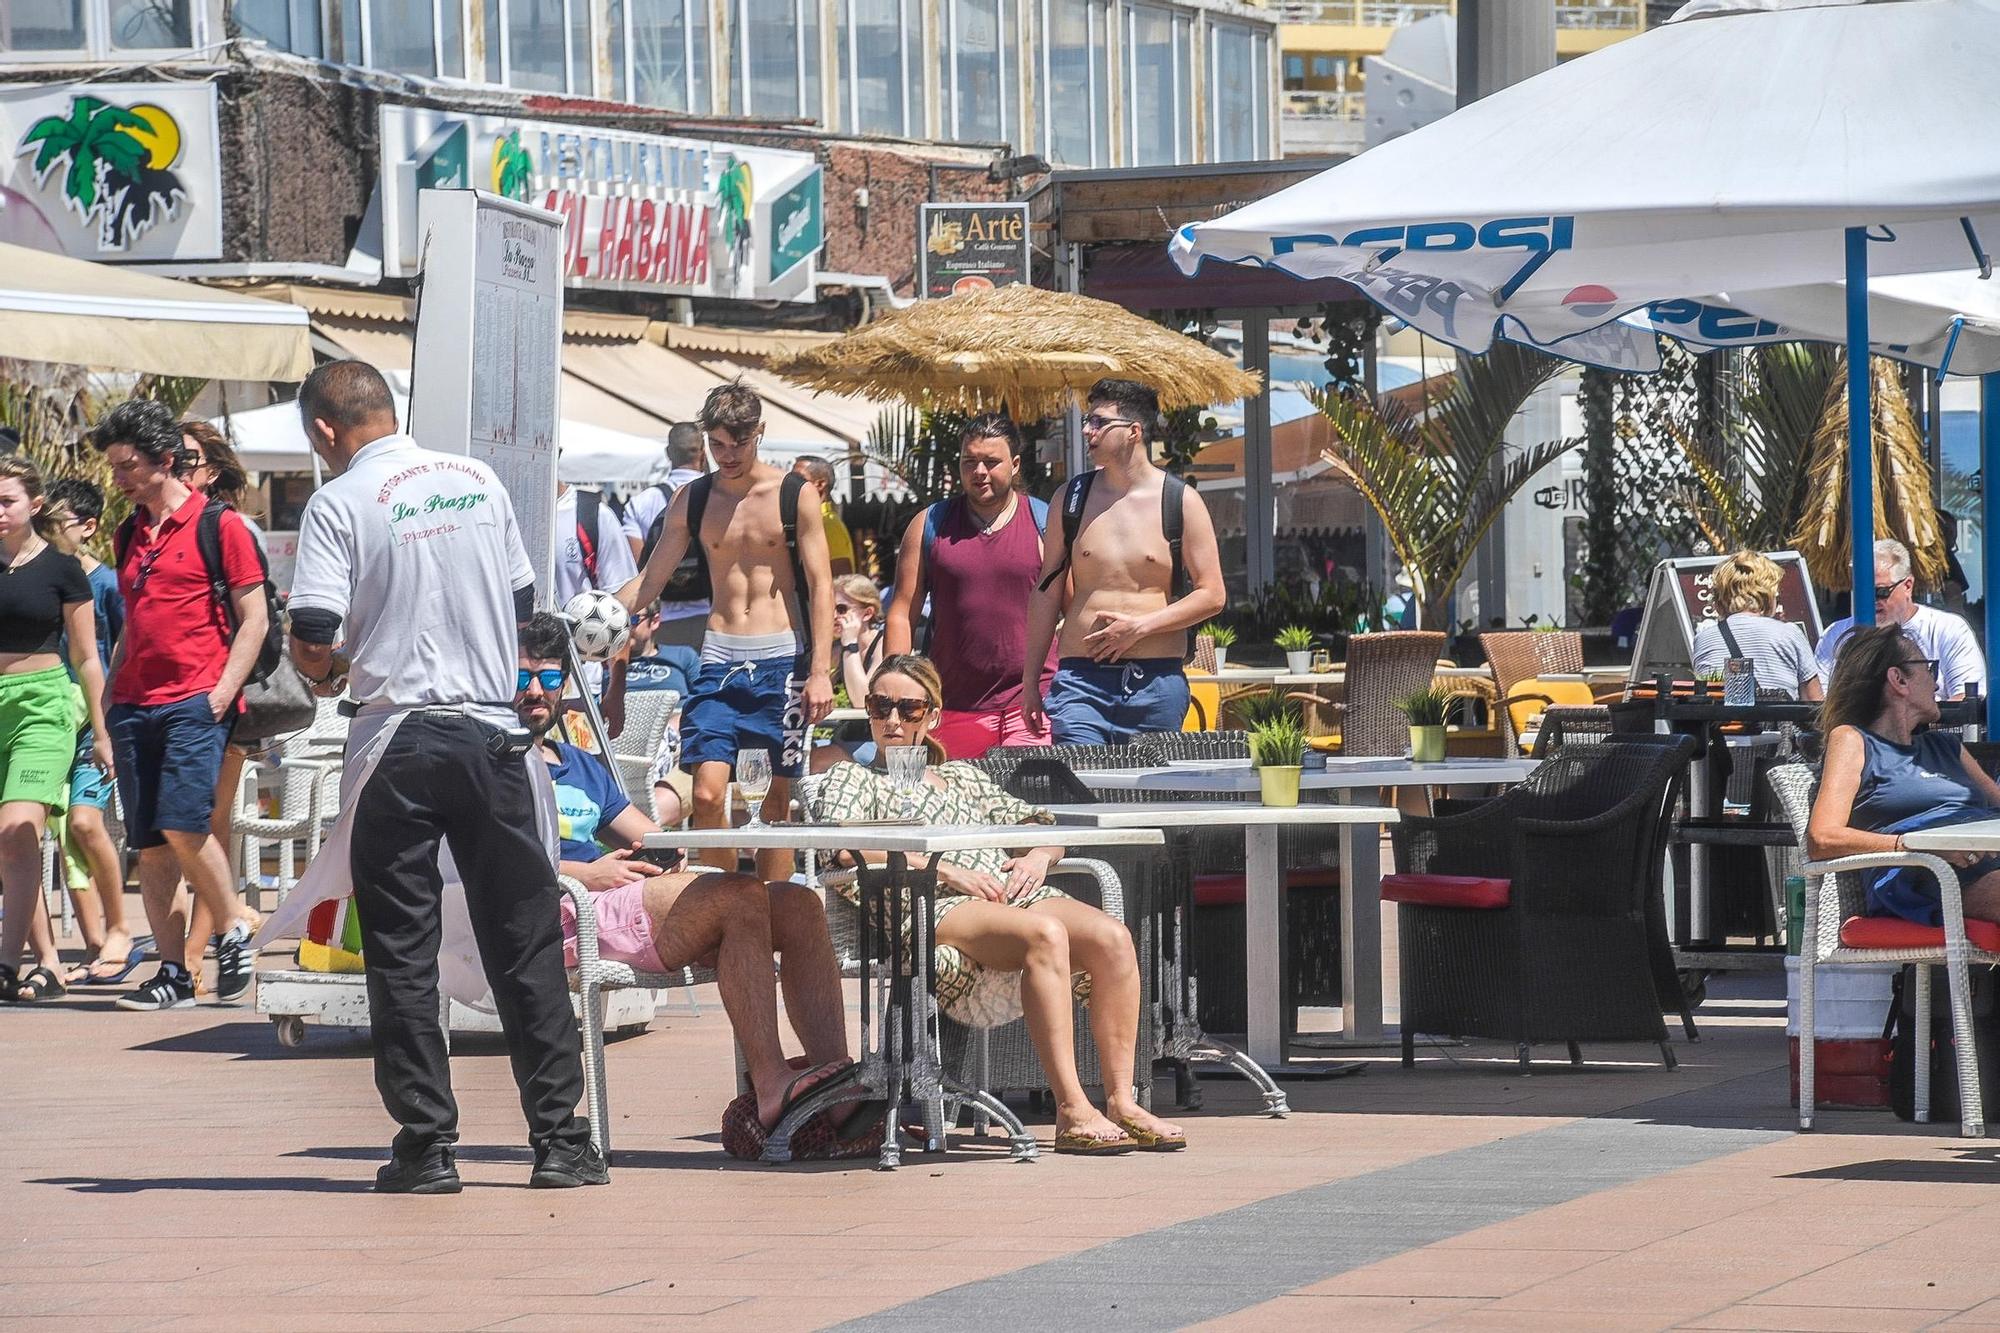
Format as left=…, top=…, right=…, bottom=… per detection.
left=230, top=731, right=337, bottom=910
left=609, top=688, right=679, bottom=808
left=1769, top=763, right=1992, bottom=1136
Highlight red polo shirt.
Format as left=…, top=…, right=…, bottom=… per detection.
left=113, top=491, right=264, bottom=707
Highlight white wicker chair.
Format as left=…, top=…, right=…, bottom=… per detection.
left=1768, top=763, right=1993, bottom=1136
left=608, top=688, right=680, bottom=807
left=230, top=731, right=339, bottom=911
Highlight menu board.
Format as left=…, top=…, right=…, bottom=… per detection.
left=1628, top=552, right=1825, bottom=682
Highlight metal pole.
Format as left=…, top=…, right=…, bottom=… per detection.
left=1243, top=313, right=1276, bottom=595
left=1984, top=371, right=2000, bottom=735
left=1845, top=226, right=1875, bottom=626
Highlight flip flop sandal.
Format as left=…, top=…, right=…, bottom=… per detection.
left=1053, top=1129, right=1138, bottom=1156
left=13, top=965, right=66, bottom=1002
left=82, top=946, right=152, bottom=985
left=1115, top=1115, right=1189, bottom=1152
left=767, top=1060, right=861, bottom=1133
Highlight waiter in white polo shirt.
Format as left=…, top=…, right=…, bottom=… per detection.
left=282, top=360, right=604, bottom=1195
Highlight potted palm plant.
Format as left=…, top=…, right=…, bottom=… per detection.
left=1397, top=686, right=1453, bottom=763
left=1276, top=625, right=1316, bottom=675
left=1200, top=621, right=1237, bottom=673
left=1249, top=713, right=1307, bottom=807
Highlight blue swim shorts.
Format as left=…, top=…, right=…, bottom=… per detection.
left=680, top=654, right=810, bottom=778
left=1045, top=657, right=1191, bottom=746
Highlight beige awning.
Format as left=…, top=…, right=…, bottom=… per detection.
left=0, top=242, right=312, bottom=381
left=563, top=338, right=855, bottom=451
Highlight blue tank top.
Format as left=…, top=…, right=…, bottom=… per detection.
left=1848, top=729, right=1984, bottom=832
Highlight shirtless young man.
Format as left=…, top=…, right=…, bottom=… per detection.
left=1021, top=379, right=1226, bottom=744
left=618, top=384, right=835, bottom=880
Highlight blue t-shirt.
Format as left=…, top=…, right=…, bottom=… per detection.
left=86, top=561, right=121, bottom=669
left=545, top=741, right=630, bottom=864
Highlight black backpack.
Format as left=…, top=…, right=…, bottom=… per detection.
left=1886, top=962, right=2000, bottom=1122
left=1036, top=469, right=1188, bottom=611
left=684, top=471, right=814, bottom=655
left=116, top=500, right=284, bottom=685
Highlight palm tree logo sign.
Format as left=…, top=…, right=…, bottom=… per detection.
left=17, top=95, right=189, bottom=252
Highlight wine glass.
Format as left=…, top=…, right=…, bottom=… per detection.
left=736, top=748, right=773, bottom=829
left=883, top=745, right=927, bottom=821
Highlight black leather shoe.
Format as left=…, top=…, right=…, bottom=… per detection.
left=375, top=1146, right=462, bottom=1194
left=529, top=1140, right=609, bottom=1188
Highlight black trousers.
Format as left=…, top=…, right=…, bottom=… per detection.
left=349, top=713, right=589, bottom=1158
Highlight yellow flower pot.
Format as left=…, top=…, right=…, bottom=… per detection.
left=1409, top=724, right=1447, bottom=763
left=1258, top=764, right=1303, bottom=807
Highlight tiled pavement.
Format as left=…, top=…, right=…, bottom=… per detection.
left=7, top=908, right=2000, bottom=1330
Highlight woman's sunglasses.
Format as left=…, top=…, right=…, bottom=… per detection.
left=517, top=667, right=566, bottom=692
left=865, top=694, right=929, bottom=722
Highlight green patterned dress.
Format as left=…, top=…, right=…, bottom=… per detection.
left=811, top=760, right=1092, bottom=1026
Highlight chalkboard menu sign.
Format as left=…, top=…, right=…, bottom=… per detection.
left=1628, top=552, right=1825, bottom=683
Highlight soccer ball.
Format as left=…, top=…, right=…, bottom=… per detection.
left=563, top=589, right=631, bottom=662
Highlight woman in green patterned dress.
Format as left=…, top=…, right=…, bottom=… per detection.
left=814, top=654, right=1185, bottom=1154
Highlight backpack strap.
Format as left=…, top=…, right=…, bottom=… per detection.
left=684, top=474, right=714, bottom=586
left=916, top=497, right=956, bottom=654
left=113, top=513, right=139, bottom=572
left=637, top=481, right=675, bottom=569
left=779, top=470, right=813, bottom=659
left=1715, top=612, right=1746, bottom=661
left=1162, top=471, right=1188, bottom=602
left=576, top=489, right=601, bottom=586
left=1037, top=471, right=1097, bottom=594
left=193, top=499, right=257, bottom=632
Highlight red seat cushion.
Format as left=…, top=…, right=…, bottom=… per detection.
left=1193, top=868, right=1341, bottom=908
left=1838, top=915, right=2000, bottom=954
left=1381, top=873, right=1512, bottom=910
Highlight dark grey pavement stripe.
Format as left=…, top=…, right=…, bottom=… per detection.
left=832, top=1118, right=1786, bottom=1332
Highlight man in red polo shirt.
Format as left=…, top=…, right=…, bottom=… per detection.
left=91, top=400, right=268, bottom=1011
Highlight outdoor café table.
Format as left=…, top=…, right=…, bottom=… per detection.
left=642, top=821, right=1165, bottom=1169
left=1068, top=757, right=1537, bottom=1063
left=1904, top=820, right=2000, bottom=853
left=1042, top=801, right=1400, bottom=1114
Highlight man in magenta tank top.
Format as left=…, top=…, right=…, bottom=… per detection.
left=884, top=415, right=1055, bottom=759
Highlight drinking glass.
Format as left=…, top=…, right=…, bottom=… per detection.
left=736, top=748, right=773, bottom=828
left=1722, top=657, right=1757, bottom=707
left=883, top=745, right=928, bottom=821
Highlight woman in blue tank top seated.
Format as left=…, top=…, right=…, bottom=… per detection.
left=1809, top=622, right=2000, bottom=925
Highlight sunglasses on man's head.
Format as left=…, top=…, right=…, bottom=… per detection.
left=517, top=667, right=566, bottom=692
left=865, top=694, right=929, bottom=722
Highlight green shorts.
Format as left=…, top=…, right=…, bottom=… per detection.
left=0, top=666, right=80, bottom=812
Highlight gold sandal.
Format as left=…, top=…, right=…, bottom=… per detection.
left=1053, top=1129, right=1137, bottom=1156
left=1115, top=1115, right=1188, bottom=1152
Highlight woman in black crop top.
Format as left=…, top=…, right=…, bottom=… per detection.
left=0, top=455, right=111, bottom=1001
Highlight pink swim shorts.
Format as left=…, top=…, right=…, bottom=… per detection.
left=559, top=880, right=661, bottom=971
left=932, top=706, right=1051, bottom=761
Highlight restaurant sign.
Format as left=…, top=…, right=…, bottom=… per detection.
left=0, top=82, right=223, bottom=261
left=379, top=106, right=821, bottom=303
left=919, top=202, right=1029, bottom=300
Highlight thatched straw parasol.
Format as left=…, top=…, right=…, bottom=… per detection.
left=1791, top=356, right=1947, bottom=592
left=768, top=284, right=1262, bottom=421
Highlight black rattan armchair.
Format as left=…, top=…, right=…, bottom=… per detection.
left=1387, top=736, right=1697, bottom=1070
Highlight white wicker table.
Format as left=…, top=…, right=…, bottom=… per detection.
left=1072, top=758, right=1537, bottom=1052
left=642, top=822, right=1163, bottom=1168
left=1903, top=820, right=2000, bottom=852
left=1043, top=802, right=1399, bottom=1105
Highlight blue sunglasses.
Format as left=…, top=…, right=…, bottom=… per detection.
left=517, top=668, right=566, bottom=692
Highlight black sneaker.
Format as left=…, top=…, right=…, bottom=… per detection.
left=375, top=1146, right=462, bottom=1195
left=530, top=1140, right=609, bottom=1188
left=115, top=964, right=196, bottom=1011
left=214, top=923, right=254, bottom=1004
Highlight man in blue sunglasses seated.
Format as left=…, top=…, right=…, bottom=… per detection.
left=514, top=614, right=856, bottom=1137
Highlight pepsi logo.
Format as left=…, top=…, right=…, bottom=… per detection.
left=1562, top=285, right=1620, bottom=319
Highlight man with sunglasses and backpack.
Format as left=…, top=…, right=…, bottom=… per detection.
left=1021, top=379, right=1226, bottom=745
left=90, top=399, right=265, bottom=1011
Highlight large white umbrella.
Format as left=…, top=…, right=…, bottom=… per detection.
left=215, top=396, right=669, bottom=483
left=1171, top=0, right=2000, bottom=630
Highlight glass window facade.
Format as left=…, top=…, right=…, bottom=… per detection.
left=1127, top=3, right=1184, bottom=166
left=233, top=0, right=322, bottom=58
left=1043, top=0, right=1092, bottom=166
left=734, top=0, right=808, bottom=118
left=367, top=0, right=438, bottom=75
left=837, top=0, right=923, bottom=135
left=1210, top=20, right=1257, bottom=161
left=945, top=0, right=1009, bottom=143
left=509, top=0, right=570, bottom=89
left=629, top=0, right=707, bottom=108
left=107, top=0, right=192, bottom=48
left=1, top=0, right=89, bottom=53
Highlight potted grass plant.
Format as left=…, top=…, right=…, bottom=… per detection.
left=1249, top=713, right=1307, bottom=806
left=1200, top=620, right=1237, bottom=673
left=1276, top=625, right=1316, bottom=675
left=1398, top=686, right=1453, bottom=763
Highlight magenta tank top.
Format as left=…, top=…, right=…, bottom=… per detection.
left=926, top=495, right=1057, bottom=713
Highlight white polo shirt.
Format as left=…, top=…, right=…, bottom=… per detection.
left=289, top=434, right=533, bottom=712
left=1816, top=602, right=1988, bottom=700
